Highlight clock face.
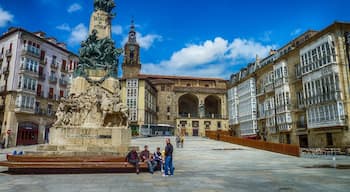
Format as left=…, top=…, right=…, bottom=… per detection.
left=129, top=45, right=135, bottom=51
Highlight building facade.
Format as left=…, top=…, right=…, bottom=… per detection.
left=0, top=27, right=78, bottom=147
left=121, top=22, right=229, bottom=136
left=228, top=22, right=350, bottom=149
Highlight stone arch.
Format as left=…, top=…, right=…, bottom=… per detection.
left=204, top=95, right=221, bottom=118
left=178, top=93, right=199, bottom=118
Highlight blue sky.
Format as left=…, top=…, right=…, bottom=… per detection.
left=0, top=0, right=349, bottom=79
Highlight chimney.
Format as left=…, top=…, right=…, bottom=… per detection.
left=46, top=37, right=57, bottom=44
left=269, top=49, right=277, bottom=55
left=57, top=42, right=67, bottom=49
left=34, top=31, right=46, bottom=38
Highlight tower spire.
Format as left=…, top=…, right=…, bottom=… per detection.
left=128, top=17, right=137, bottom=43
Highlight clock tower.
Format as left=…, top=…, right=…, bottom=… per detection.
left=122, top=19, right=141, bottom=78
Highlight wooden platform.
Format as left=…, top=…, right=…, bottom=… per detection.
left=0, top=155, right=149, bottom=174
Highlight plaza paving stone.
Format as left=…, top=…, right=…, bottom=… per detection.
left=0, top=136, right=350, bottom=192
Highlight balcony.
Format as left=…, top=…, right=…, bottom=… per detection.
left=61, top=66, right=68, bottom=73
left=15, top=106, right=34, bottom=114
left=21, top=46, right=40, bottom=58
left=59, top=79, right=68, bottom=87
left=19, top=85, right=36, bottom=94
left=19, top=65, right=39, bottom=76
left=40, top=58, right=47, bottom=66
left=2, top=66, right=9, bottom=75
left=48, top=76, right=58, bottom=84
left=51, top=62, right=58, bottom=70
left=5, top=49, right=12, bottom=57
left=39, top=74, right=46, bottom=81
left=36, top=91, right=44, bottom=98
left=178, top=113, right=227, bottom=119
left=0, top=85, right=6, bottom=93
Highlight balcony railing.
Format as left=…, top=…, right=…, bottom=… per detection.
left=40, top=58, right=47, bottom=65
left=296, top=121, right=307, bottom=128
left=2, top=66, right=9, bottom=75
left=39, top=74, right=46, bottom=81
left=22, top=46, right=40, bottom=58
left=14, top=106, right=34, bottom=114
left=51, top=62, right=58, bottom=69
left=59, top=79, right=68, bottom=87
left=5, top=49, right=12, bottom=57
left=49, top=76, right=58, bottom=84
left=178, top=113, right=226, bottom=119
left=19, top=65, right=38, bottom=74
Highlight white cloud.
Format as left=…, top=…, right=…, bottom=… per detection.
left=67, top=3, right=82, bottom=13
left=56, top=23, right=71, bottom=31
left=68, top=23, right=88, bottom=45
left=0, top=7, right=14, bottom=28
left=227, top=38, right=275, bottom=61
left=141, top=37, right=276, bottom=78
left=291, top=28, right=302, bottom=36
left=122, top=32, right=162, bottom=50
left=112, top=25, right=123, bottom=35
left=138, top=33, right=163, bottom=50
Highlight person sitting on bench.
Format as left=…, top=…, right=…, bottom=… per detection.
left=154, top=147, right=163, bottom=172
left=140, top=145, right=157, bottom=174
left=126, top=147, right=140, bottom=174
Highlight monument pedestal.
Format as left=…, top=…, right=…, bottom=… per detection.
left=35, top=126, right=131, bottom=156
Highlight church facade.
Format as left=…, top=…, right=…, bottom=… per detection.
left=121, top=21, right=229, bottom=136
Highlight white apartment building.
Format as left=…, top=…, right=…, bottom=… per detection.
left=273, top=61, right=292, bottom=132
left=0, top=27, right=78, bottom=147
left=237, top=77, right=257, bottom=136
left=300, top=34, right=346, bottom=129
left=228, top=86, right=238, bottom=126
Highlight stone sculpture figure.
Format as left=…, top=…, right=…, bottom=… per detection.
left=94, top=0, right=116, bottom=14
left=54, top=86, right=129, bottom=128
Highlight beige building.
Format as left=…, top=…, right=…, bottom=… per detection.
left=0, top=27, right=78, bottom=147
left=121, top=22, right=229, bottom=136
left=228, top=22, right=350, bottom=149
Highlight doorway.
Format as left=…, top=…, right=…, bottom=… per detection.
left=16, top=122, right=39, bottom=146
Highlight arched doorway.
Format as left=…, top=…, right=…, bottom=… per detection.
left=204, top=95, right=221, bottom=118
left=178, top=94, right=199, bottom=118
left=16, top=122, right=39, bottom=146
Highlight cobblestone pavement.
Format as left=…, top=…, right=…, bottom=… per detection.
left=0, top=137, right=349, bottom=192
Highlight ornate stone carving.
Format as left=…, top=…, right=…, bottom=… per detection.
left=54, top=85, right=128, bottom=128
left=75, top=29, right=123, bottom=80
left=94, top=0, right=116, bottom=15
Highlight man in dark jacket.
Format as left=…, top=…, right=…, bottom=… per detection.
left=164, top=138, right=174, bottom=176
left=140, top=145, right=157, bottom=174
left=126, top=147, right=140, bottom=174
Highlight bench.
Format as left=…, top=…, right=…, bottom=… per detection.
left=0, top=155, right=149, bottom=174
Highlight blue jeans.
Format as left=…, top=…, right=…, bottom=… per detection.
left=147, top=160, right=157, bottom=173
left=164, top=156, right=174, bottom=175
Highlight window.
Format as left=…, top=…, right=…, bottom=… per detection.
left=60, top=90, right=64, bottom=98
left=40, top=50, right=45, bottom=60
left=167, top=106, right=170, bottom=113
left=326, top=133, right=333, bottom=146
left=49, top=88, right=54, bottom=99
left=167, top=115, right=170, bottom=120
left=217, top=121, right=221, bottom=129
left=62, top=59, right=67, bottom=71
left=161, top=85, right=165, bottom=91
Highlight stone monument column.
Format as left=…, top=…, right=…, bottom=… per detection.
left=40, top=0, right=131, bottom=156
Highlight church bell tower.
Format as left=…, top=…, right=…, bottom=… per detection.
left=122, top=19, right=141, bottom=78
